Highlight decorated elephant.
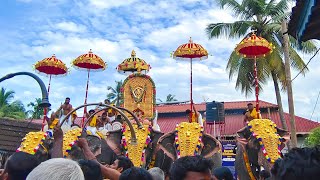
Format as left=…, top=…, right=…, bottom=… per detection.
left=102, top=123, right=164, bottom=168
left=156, top=122, right=222, bottom=173
left=235, top=119, right=289, bottom=180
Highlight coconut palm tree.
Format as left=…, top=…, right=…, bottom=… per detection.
left=27, top=98, right=44, bottom=119
left=0, top=87, right=26, bottom=119
left=206, top=0, right=317, bottom=132
left=107, top=80, right=123, bottom=106
left=166, top=94, right=178, bottom=102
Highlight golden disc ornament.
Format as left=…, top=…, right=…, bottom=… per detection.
left=16, top=131, right=48, bottom=155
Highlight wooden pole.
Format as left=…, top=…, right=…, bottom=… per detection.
left=281, top=19, right=297, bottom=148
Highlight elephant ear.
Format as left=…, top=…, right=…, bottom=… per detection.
left=158, top=131, right=177, bottom=160
left=201, top=133, right=221, bottom=158
left=276, top=127, right=290, bottom=150
left=105, top=129, right=122, bottom=155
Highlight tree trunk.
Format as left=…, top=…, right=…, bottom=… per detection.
left=281, top=19, right=298, bottom=148
left=271, top=72, right=288, bottom=130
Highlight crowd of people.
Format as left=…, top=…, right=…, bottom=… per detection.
left=0, top=139, right=319, bottom=180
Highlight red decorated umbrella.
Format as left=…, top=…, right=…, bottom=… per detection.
left=117, top=50, right=151, bottom=75
left=235, top=32, right=273, bottom=116
left=173, top=37, right=208, bottom=112
left=34, top=54, right=68, bottom=131
left=72, top=49, right=107, bottom=126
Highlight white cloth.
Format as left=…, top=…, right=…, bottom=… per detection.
left=98, top=123, right=112, bottom=132
left=86, top=126, right=98, bottom=136
left=59, top=111, right=72, bottom=127
left=152, top=110, right=161, bottom=131
left=108, top=116, right=116, bottom=123
left=198, top=113, right=203, bottom=126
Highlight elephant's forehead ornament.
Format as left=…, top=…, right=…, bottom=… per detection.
left=17, top=131, right=48, bottom=155
left=175, top=122, right=204, bottom=158
left=63, top=128, right=82, bottom=157
left=248, top=119, right=283, bottom=163
left=122, top=124, right=152, bottom=167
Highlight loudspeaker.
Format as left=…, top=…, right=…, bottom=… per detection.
left=206, top=101, right=225, bottom=123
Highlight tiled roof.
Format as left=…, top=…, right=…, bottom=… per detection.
left=29, top=100, right=319, bottom=137
left=157, top=111, right=319, bottom=136
left=156, top=100, right=278, bottom=113
left=0, top=118, right=41, bottom=152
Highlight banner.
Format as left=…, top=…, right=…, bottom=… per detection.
left=221, top=140, right=236, bottom=179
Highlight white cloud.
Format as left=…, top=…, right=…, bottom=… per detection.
left=88, top=0, right=138, bottom=9
left=55, top=21, right=87, bottom=33
left=1, top=0, right=320, bottom=122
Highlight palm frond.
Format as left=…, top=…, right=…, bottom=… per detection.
left=206, top=21, right=252, bottom=39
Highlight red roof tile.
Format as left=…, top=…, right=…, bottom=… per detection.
left=156, top=100, right=277, bottom=113
left=157, top=111, right=320, bottom=136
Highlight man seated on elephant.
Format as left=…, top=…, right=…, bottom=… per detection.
left=243, top=103, right=261, bottom=124
left=57, top=97, right=73, bottom=126
left=185, top=103, right=203, bottom=126
left=86, top=109, right=100, bottom=137
left=97, top=112, right=112, bottom=132
left=169, top=155, right=213, bottom=180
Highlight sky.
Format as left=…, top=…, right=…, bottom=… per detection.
left=0, top=0, right=319, bottom=122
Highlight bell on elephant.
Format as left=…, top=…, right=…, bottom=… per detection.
left=235, top=119, right=289, bottom=180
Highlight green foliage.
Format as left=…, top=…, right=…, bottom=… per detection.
left=107, top=80, right=123, bottom=106
left=0, top=87, right=26, bottom=119
left=206, top=0, right=317, bottom=95
left=166, top=94, right=178, bottom=102
left=27, top=98, right=44, bottom=119
left=305, top=127, right=320, bottom=147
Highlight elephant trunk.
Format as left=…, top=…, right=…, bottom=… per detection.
left=0, top=72, right=51, bottom=108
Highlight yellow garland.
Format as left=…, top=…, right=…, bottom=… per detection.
left=17, top=131, right=47, bottom=155
left=122, top=124, right=151, bottom=167
left=175, top=122, right=203, bottom=158
left=63, top=128, right=82, bottom=157
left=248, top=119, right=281, bottom=162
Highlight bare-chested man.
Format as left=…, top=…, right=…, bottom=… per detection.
left=56, top=97, right=73, bottom=126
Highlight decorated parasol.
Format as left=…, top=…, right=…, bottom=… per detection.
left=72, top=49, right=106, bottom=127
left=34, top=54, right=68, bottom=131
left=172, top=37, right=208, bottom=112
left=117, top=50, right=151, bottom=75
left=235, top=32, right=273, bottom=116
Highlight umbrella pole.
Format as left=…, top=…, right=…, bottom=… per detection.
left=254, top=57, right=260, bottom=118
left=82, top=69, right=90, bottom=127
left=41, top=75, right=52, bottom=131
left=190, top=58, right=193, bottom=113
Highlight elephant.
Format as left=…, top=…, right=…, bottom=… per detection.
left=235, top=119, right=289, bottom=180
left=103, top=125, right=164, bottom=168
left=156, top=122, right=222, bottom=174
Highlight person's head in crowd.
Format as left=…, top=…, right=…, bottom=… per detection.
left=119, top=167, right=153, bottom=180
left=89, top=109, right=95, bottom=115
left=259, top=170, right=270, bottom=180
left=212, top=167, right=233, bottom=180
left=148, top=167, right=165, bottom=180
left=109, top=156, right=134, bottom=173
left=271, top=146, right=320, bottom=180
left=26, top=158, right=84, bottom=180
left=2, top=152, right=40, bottom=180
left=247, top=103, right=254, bottom=111
left=169, top=155, right=213, bottom=180
left=78, top=160, right=103, bottom=180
